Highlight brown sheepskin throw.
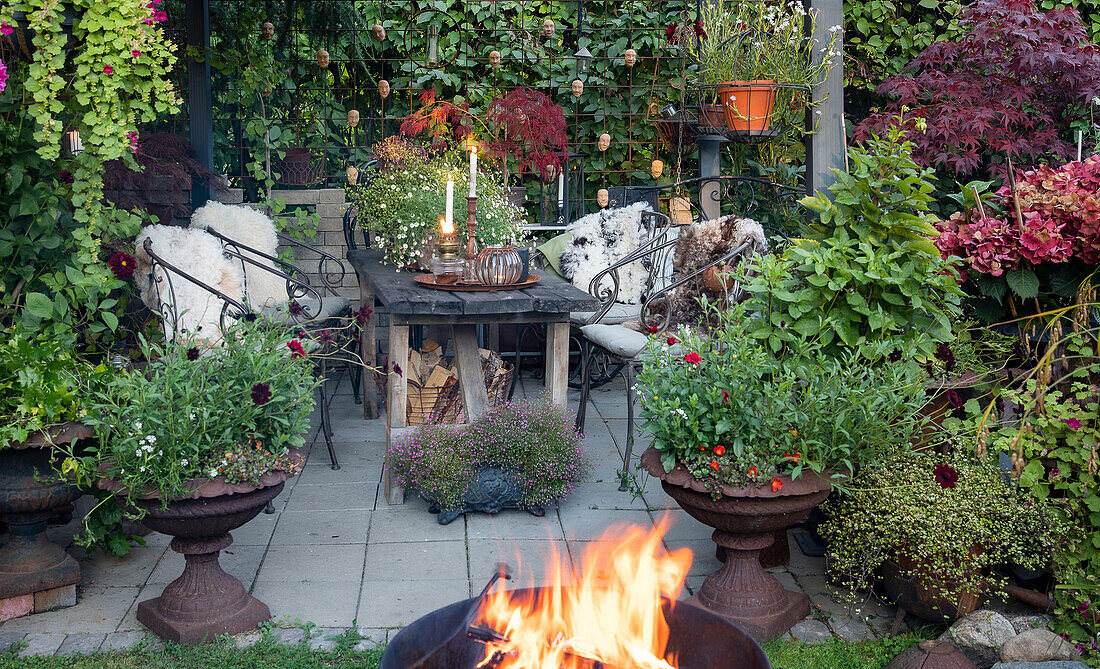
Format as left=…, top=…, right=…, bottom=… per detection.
left=628, top=215, right=768, bottom=332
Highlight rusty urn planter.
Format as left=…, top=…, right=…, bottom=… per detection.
left=641, top=447, right=831, bottom=642
left=99, top=454, right=300, bottom=644
left=880, top=553, right=985, bottom=623
left=0, top=422, right=91, bottom=602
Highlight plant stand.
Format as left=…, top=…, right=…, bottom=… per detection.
left=0, top=423, right=91, bottom=619
left=133, top=483, right=284, bottom=644
left=641, top=447, right=831, bottom=642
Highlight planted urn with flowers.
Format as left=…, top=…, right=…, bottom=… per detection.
left=637, top=304, right=927, bottom=641
left=819, top=450, right=1060, bottom=623
left=67, top=322, right=317, bottom=644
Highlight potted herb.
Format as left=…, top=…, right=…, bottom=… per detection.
left=73, top=322, right=317, bottom=644
left=819, top=450, right=1059, bottom=622
left=636, top=303, right=926, bottom=641
left=388, top=397, right=588, bottom=525
left=349, top=137, right=525, bottom=269
left=687, top=0, right=839, bottom=134
left=0, top=327, right=92, bottom=605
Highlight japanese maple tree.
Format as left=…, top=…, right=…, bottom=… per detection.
left=856, top=0, right=1100, bottom=177
left=483, top=88, right=568, bottom=182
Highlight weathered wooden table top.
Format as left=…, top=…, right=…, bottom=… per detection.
left=348, top=249, right=599, bottom=319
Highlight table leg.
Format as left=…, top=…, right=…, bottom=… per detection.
left=359, top=284, right=379, bottom=420
left=451, top=324, right=490, bottom=421
left=545, top=321, right=569, bottom=406
left=383, top=323, right=409, bottom=505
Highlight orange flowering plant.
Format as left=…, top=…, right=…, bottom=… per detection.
left=69, top=320, right=318, bottom=506
left=636, top=303, right=927, bottom=492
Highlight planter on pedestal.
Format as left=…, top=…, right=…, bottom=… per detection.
left=641, top=447, right=831, bottom=642
left=0, top=422, right=91, bottom=602
left=97, top=450, right=301, bottom=644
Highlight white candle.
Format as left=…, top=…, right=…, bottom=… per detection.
left=557, top=170, right=564, bottom=208
left=1078, top=130, right=1083, bottom=162
left=469, top=146, right=477, bottom=197
left=445, top=179, right=454, bottom=228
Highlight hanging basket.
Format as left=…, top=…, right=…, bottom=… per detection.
left=695, top=82, right=809, bottom=143
left=718, top=80, right=778, bottom=133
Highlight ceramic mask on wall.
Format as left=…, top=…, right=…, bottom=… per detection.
left=624, top=48, right=637, bottom=67
left=378, top=80, right=390, bottom=99
left=572, top=79, right=584, bottom=98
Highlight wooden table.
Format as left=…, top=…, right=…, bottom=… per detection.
left=347, top=249, right=599, bottom=504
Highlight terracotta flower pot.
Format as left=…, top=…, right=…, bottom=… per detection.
left=97, top=450, right=302, bottom=644
left=641, top=447, right=831, bottom=642
left=0, top=422, right=91, bottom=600
left=880, top=550, right=985, bottom=623
left=717, top=81, right=777, bottom=134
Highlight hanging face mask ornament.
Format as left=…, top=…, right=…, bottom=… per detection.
left=316, top=49, right=330, bottom=69
left=597, top=188, right=609, bottom=208
left=542, top=18, right=555, bottom=39
left=651, top=159, right=664, bottom=179
left=598, top=133, right=611, bottom=152
left=624, top=48, right=637, bottom=67
left=489, top=50, right=501, bottom=69
left=378, top=80, right=390, bottom=99
left=372, top=24, right=386, bottom=41
left=347, top=109, right=360, bottom=128
left=261, top=22, right=274, bottom=41
left=571, top=79, right=584, bottom=98
left=346, top=166, right=359, bottom=185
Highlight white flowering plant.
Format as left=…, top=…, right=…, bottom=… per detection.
left=70, top=320, right=317, bottom=505
left=349, top=139, right=526, bottom=268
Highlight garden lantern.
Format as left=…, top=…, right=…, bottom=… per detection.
left=574, top=45, right=592, bottom=75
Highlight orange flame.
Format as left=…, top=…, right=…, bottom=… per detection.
left=441, top=215, right=454, bottom=235
left=474, top=520, right=691, bottom=669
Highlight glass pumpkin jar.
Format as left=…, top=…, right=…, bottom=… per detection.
left=474, top=246, right=523, bottom=285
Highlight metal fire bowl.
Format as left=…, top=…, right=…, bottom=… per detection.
left=380, top=587, right=771, bottom=669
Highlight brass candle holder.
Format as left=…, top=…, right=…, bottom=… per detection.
left=430, top=216, right=464, bottom=284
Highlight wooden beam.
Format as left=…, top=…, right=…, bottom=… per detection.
left=383, top=324, right=409, bottom=505
left=545, top=321, right=570, bottom=406
left=359, top=284, right=379, bottom=420
left=451, top=324, right=490, bottom=421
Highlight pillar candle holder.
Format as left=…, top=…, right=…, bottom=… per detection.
left=463, top=196, right=479, bottom=281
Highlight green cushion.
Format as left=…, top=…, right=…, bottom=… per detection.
left=536, top=232, right=573, bottom=280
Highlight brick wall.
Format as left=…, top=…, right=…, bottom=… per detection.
left=214, top=187, right=359, bottom=303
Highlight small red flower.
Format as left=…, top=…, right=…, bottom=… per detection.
left=721, top=389, right=730, bottom=404
left=108, top=251, right=136, bottom=279
left=714, top=445, right=726, bottom=456
left=1063, top=417, right=1082, bottom=431
left=393, top=362, right=403, bottom=376
left=648, top=325, right=660, bottom=334
left=683, top=352, right=702, bottom=365
left=186, top=347, right=200, bottom=361
left=709, top=461, right=720, bottom=472
left=933, top=464, right=958, bottom=488
left=356, top=303, right=374, bottom=326
left=748, top=466, right=758, bottom=477
left=132, top=49, right=141, bottom=58
left=665, top=23, right=677, bottom=39
left=771, top=477, right=783, bottom=492
left=288, top=301, right=304, bottom=317
left=103, top=65, right=114, bottom=75
left=783, top=452, right=801, bottom=463
left=318, top=329, right=334, bottom=344
left=693, top=19, right=707, bottom=38
left=287, top=340, right=306, bottom=358
left=666, top=336, right=678, bottom=345
left=0, top=23, right=13, bottom=36
left=946, top=389, right=964, bottom=410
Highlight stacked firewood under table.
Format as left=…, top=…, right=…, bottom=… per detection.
left=379, top=339, right=513, bottom=425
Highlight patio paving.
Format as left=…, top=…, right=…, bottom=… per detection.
left=0, top=370, right=900, bottom=656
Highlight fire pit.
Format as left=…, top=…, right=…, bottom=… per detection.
left=380, top=523, right=772, bottom=669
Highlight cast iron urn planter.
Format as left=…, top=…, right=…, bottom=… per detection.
left=0, top=422, right=91, bottom=600
left=98, top=450, right=302, bottom=644
left=641, top=447, right=831, bottom=642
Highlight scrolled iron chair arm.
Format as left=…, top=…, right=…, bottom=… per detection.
left=641, top=240, right=754, bottom=336
left=142, top=237, right=253, bottom=332
left=275, top=232, right=349, bottom=295
left=585, top=233, right=681, bottom=326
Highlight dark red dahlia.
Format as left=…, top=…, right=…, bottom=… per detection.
left=108, top=251, right=136, bottom=280
left=934, top=464, right=959, bottom=488
left=251, top=383, right=272, bottom=405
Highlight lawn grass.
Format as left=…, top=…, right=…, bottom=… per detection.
left=0, top=628, right=928, bottom=669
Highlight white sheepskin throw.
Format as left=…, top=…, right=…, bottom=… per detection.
left=134, top=225, right=244, bottom=346
left=190, top=201, right=286, bottom=309
left=560, top=202, right=651, bottom=304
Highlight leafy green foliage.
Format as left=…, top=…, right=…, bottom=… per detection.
left=0, top=327, right=91, bottom=448
left=636, top=303, right=927, bottom=492
left=69, top=321, right=318, bottom=506
left=844, top=0, right=963, bottom=93
left=821, top=450, right=1062, bottom=615
left=740, top=122, right=963, bottom=360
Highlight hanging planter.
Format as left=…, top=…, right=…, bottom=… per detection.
left=717, top=80, right=778, bottom=134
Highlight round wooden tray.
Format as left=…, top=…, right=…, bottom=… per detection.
left=414, top=273, right=541, bottom=292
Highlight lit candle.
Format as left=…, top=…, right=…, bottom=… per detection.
left=469, top=146, right=477, bottom=197
left=445, top=179, right=454, bottom=229
left=440, top=215, right=454, bottom=236
left=557, top=169, right=564, bottom=208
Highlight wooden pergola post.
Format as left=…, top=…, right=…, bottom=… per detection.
left=810, top=0, right=845, bottom=195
